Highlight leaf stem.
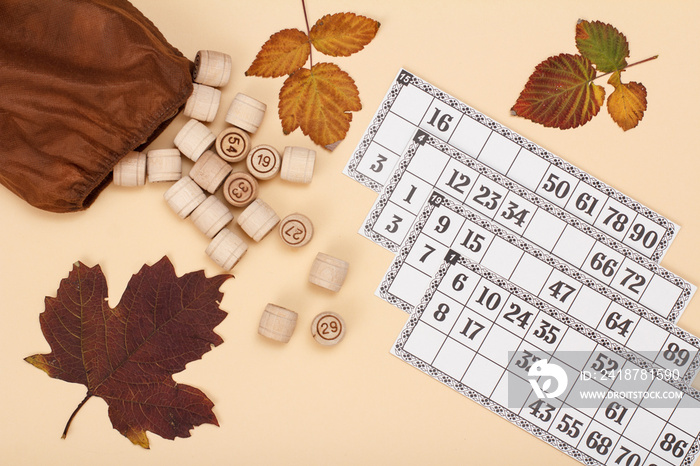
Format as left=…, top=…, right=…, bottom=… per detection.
left=594, top=55, right=659, bottom=81
left=62, top=393, right=92, bottom=439
left=301, top=0, right=313, bottom=69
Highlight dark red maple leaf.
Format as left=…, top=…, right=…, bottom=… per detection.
left=25, top=256, right=230, bottom=448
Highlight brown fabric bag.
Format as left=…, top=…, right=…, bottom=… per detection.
left=0, top=0, right=193, bottom=212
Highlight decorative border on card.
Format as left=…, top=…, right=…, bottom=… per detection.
left=343, top=72, right=407, bottom=193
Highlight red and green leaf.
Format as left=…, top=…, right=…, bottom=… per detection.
left=511, top=53, right=606, bottom=130
left=575, top=20, right=629, bottom=73
left=514, top=20, right=655, bottom=131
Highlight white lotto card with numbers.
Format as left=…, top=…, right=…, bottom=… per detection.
left=392, top=257, right=700, bottom=466
left=378, top=195, right=700, bottom=378
left=344, top=69, right=679, bottom=263
left=360, top=135, right=695, bottom=322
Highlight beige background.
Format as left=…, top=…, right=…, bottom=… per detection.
left=3, top=1, right=700, bottom=464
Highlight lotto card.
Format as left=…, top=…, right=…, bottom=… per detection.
left=360, top=136, right=695, bottom=322
left=392, top=257, right=700, bottom=466
left=344, top=69, right=678, bottom=262
left=377, top=195, right=696, bottom=356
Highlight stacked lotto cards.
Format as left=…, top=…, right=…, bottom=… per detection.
left=344, top=69, right=700, bottom=466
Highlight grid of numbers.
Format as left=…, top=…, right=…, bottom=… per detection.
left=359, top=134, right=693, bottom=322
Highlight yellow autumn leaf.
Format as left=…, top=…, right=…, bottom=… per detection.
left=245, top=28, right=311, bottom=78
left=278, top=69, right=312, bottom=134
left=309, top=12, right=380, bottom=57
left=279, top=62, right=361, bottom=147
left=607, top=71, right=647, bottom=131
